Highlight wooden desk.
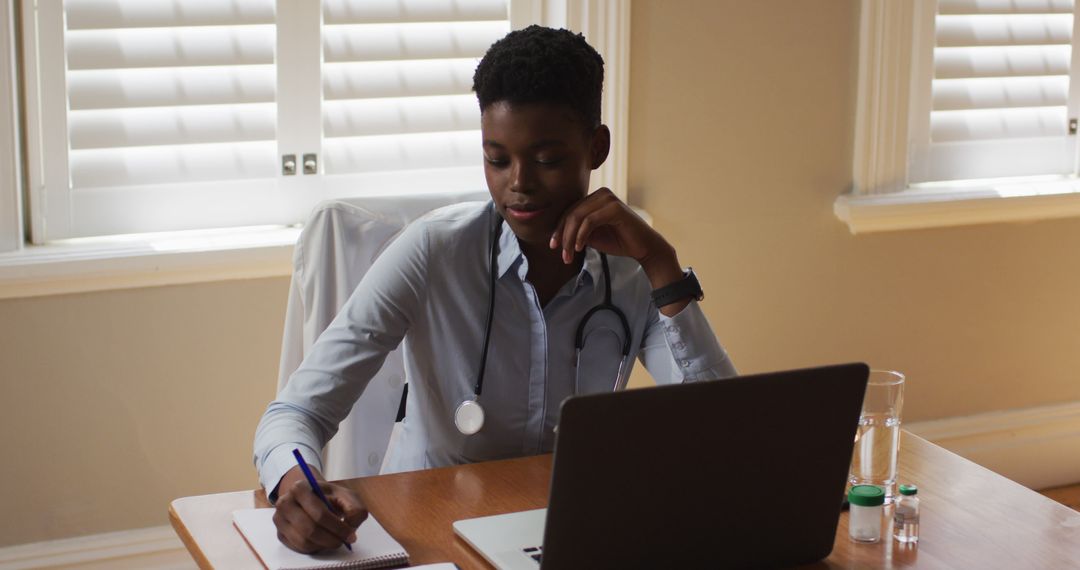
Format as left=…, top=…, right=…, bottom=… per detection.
left=170, top=433, right=1080, bottom=569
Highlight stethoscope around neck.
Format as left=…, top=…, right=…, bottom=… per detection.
left=453, top=205, right=633, bottom=435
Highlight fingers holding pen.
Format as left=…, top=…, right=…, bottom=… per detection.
left=274, top=484, right=349, bottom=553
left=273, top=474, right=368, bottom=554
left=328, top=485, right=369, bottom=532
left=295, top=482, right=360, bottom=541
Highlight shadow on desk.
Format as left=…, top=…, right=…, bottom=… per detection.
left=171, top=434, right=1080, bottom=569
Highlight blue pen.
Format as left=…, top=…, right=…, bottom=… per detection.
left=292, top=448, right=353, bottom=551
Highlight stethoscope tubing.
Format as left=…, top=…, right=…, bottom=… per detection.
left=457, top=203, right=633, bottom=436
left=471, top=204, right=502, bottom=398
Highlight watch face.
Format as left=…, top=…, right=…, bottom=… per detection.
left=686, top=269, right=704, bottom=300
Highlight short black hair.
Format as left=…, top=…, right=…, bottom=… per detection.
left=472, top=25, right=604, bottom=128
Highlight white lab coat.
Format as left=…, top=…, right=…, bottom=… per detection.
left=276, top=189, right=489, bottom=480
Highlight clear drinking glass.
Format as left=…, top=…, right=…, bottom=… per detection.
left=849, top=370, right=904, bottom=503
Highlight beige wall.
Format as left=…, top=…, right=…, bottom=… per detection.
left=0, top=278, right=289, bottom=547
left=629, top=0, right=1080, bottom=418
left=4, top=0, right=1080, bottom=548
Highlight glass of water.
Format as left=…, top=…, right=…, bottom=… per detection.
left=849, top=370, right=904, bottom=503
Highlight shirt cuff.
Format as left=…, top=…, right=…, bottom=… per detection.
left=658, top=300, right=734, bottom=381
left=259, top=443, right=323, bottom=504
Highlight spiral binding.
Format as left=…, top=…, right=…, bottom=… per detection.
left=282, top=551, right=407, bottom=570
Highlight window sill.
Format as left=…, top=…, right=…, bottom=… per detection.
left=0, top=225, right=301, bottom=300
left=834, top=177, right=1080, bottom=234
left=0, top=200, right=650, bottom=301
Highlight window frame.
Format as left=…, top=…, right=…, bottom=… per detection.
left=836, top=0, right=1080, bottom=234
left=0, top=0, right=631, bottom=298
left=0, top=0, right=21, bottom=253
left=23, top=0, right=503, bottom=242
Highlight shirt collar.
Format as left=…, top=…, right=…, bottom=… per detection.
left=495, top=219, right=522, bottom=279
left=493, top=219, right=606, bottom=290
left=579, top=247, right=604, bottom=291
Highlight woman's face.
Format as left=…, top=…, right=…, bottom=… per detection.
left=481, top=101, right=607, bottom=248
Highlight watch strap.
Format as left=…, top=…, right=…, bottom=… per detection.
left=651, top=268, right=703, bottom=308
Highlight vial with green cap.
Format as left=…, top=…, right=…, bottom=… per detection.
left=893, top=484, right=920, bottom=543
left=848, top=485, right=884, bottom=543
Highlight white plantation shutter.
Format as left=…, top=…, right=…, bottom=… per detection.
left=26, top=0, right=289, bottom=240
left=26, top=0, right=510, bottom=241
left=909, top=0, right=1080, bottom=183
left=22, top=0, right=633, bottom=242
left=320, top=0, right=509, bottom=178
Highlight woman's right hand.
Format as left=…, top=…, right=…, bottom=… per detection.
left=272, top=465, right=369, bottom=553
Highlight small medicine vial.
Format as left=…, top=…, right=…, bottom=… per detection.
left=848, top=485, right=885, bottom=543
left=893, top=484, right=920, bottom=544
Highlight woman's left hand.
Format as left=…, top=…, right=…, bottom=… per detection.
left=550, top=189, right=688, bottom=316
left=550, top=187, right=672, bottom=269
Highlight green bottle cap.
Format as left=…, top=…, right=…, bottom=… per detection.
left=899, top=484, right=918, bottom=496
left=848, top=485, right=885, bottom=507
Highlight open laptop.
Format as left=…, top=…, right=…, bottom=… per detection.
left=453, top=362, right=869, bottom=569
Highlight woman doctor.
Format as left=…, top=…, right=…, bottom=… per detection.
left=254, top=25, right=736, bottom=554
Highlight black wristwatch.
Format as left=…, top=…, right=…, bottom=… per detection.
left=651, top=268, right=703, bottom=308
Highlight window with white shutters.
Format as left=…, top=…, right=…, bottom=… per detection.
left=28, top=0, right=283, bottom=241
left=18, top=0, right=628, bottom=246
left=909, top=0, right=1079, bottom=183
left=839, top=0, right=1080, bottom=233
left=24, top=0, right=514, bottom=242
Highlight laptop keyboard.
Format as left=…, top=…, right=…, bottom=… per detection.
left=523, top=545, right=542, bottom=564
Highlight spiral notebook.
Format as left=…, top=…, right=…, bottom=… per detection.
left=233, top=508, right=409, bottom=570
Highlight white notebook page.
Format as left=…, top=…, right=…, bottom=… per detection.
left=233, top=508, right=408, bottom=570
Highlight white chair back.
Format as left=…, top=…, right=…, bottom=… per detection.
left=277, top=190, right=489, bottom=480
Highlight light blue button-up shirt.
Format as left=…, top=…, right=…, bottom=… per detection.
left=254, top=201, right=736, bottom=494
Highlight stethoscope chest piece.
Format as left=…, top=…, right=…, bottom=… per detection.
left=455, top=399, right=485, bottom=435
